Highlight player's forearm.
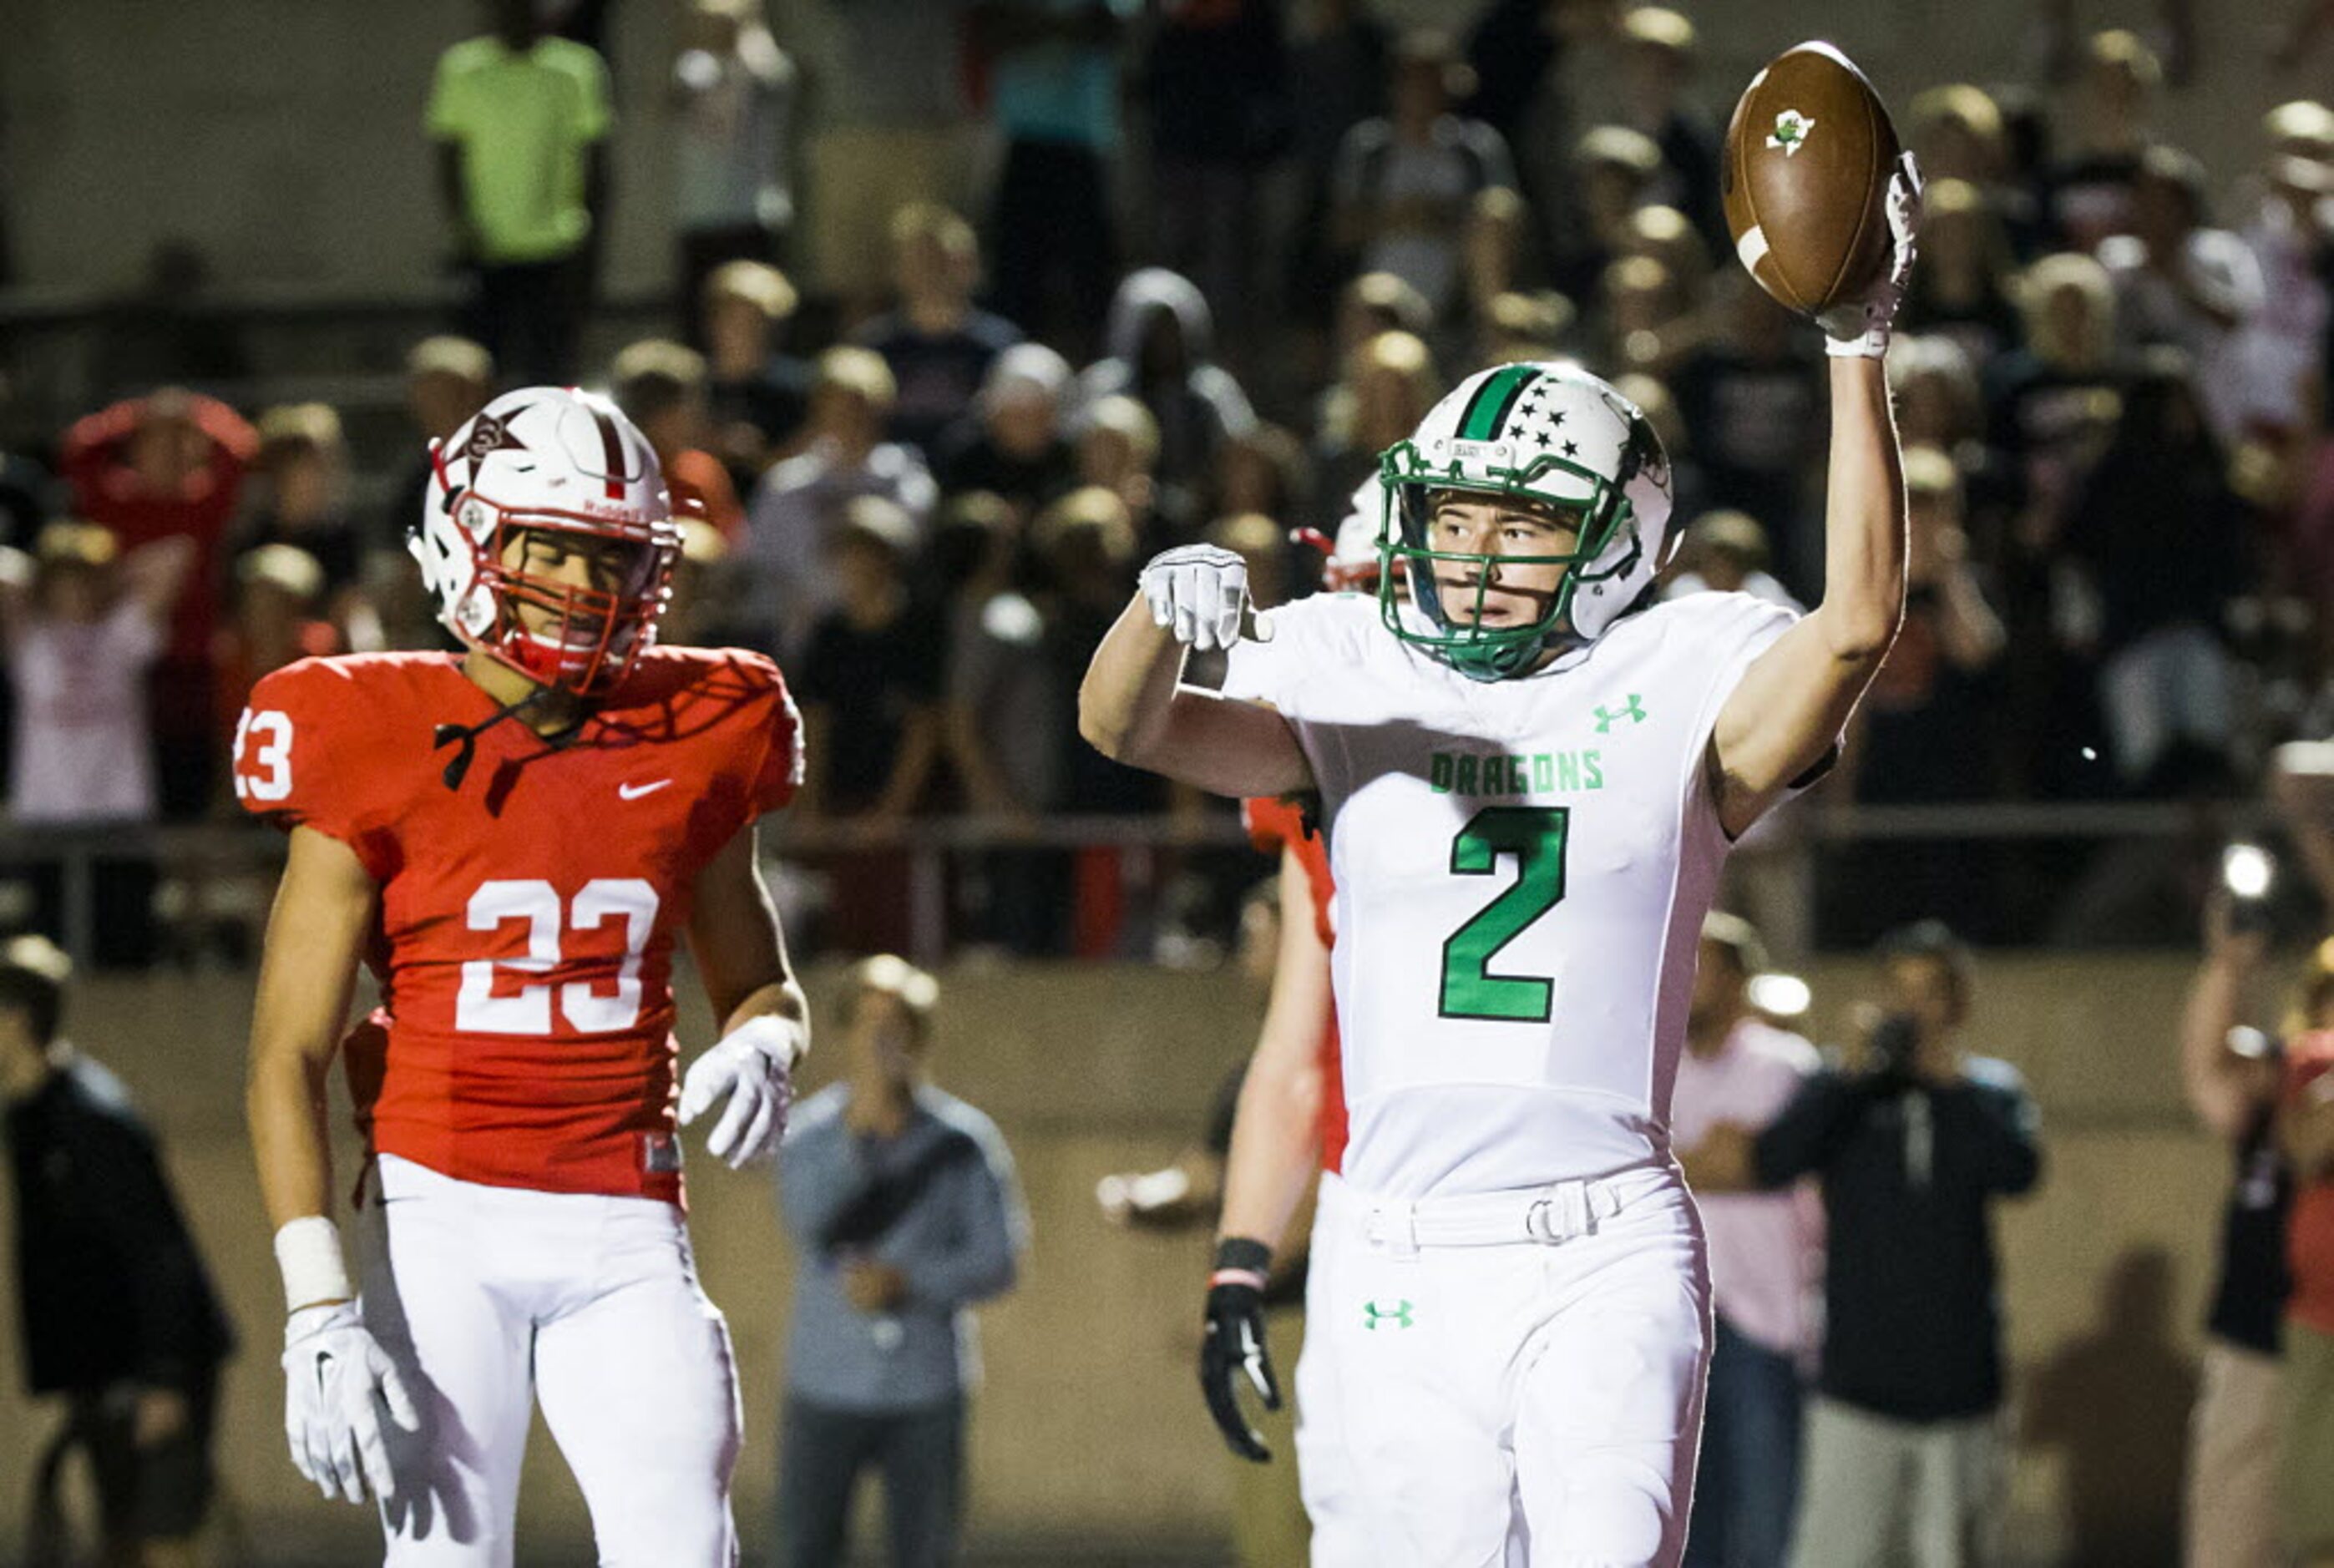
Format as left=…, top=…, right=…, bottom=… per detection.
left=245, top=833, right=372, bottom=1231
left=1078, top=595, right=1189, bottom=766
left=1812, top=356, right=1906, bottom=663
left=247, top=1050, right=339, bottom=1230
left=1215, top=1065, right=1323, bottom=1253
left=1708, top=359, right=1906, bottom=820
left=688, top=822, right=803, bottom=1036
left=1220, top=853, right=1335, bottom=1247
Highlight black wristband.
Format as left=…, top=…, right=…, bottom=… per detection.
left=1213, top=1237, right=1273, bottom=1276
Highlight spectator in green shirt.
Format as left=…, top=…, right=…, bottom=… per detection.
left=426, top=0, right=612, bottom=385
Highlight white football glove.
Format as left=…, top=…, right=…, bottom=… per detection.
left=678, top=1014, right=807, bottom=1169
left=281, top=1302, right=418, bottom=1505
left=1138, top=544, right=1271, bottom=653
left=1820, top=152, right=1924, bottom=359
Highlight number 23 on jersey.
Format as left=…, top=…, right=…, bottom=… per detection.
left=233, top=708, right=294, bottom=802
left=459, top=879, right=661, bottom=1036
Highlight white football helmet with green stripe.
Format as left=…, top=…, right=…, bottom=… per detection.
left=1377, top=361, right=1675, bottom=680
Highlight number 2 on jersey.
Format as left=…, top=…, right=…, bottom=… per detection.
left=1440, top=806, right=1569, bottom=1022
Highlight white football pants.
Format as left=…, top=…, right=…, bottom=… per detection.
left=1296, top=1172, right=1364, bottom=1564
left=355, top=1154, right=743, bottom=1566
left=1307, top=1164, right=1711, bottom=1568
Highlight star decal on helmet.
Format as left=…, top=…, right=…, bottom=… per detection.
left=458, top=405, right=531, bottom=466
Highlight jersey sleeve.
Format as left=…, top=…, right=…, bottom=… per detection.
left=231, top=660, right=383, bottom=852
left=1242, top=794, right=1303, bottom=855
left=1220, top=593, right=1348, bottom=716
left=1673, top=592, right=1804, bottom=835
left=742, top=654, right=806, bottom=817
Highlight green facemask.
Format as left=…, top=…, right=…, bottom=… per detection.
left=1374, top=438, right=1643, bottom=682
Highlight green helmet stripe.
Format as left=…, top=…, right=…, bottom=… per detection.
left=1456, top=365, right=1542, bottom=443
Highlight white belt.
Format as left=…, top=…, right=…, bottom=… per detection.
left=1359, top=1165, right=1673, bottom=1256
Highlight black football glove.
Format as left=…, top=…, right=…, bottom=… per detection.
left=1199, top=1238, right=1282, bottom=1464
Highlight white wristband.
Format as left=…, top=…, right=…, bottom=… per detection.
left=274, top=1216, right=353, bottom=1312
left=1824, top=326, right=1891, bottom=359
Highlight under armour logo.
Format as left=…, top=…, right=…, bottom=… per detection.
left=1594, top=695, right=1648, bottom=733
left=1363, top=1299, right=1415, bottom=1330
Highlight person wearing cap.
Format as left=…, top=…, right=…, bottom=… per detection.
left=1671, top=913, right=1821, bottom=1568
left=1, top=935, right=235, bottom=1565
left=776, top=956, right=1025, bottom=1568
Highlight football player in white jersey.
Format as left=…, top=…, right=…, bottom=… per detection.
left=1084, top=164, right=1921, bottom=1567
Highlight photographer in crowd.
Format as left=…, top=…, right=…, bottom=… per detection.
left=2273, top=747, right=2334, bottom=1568
left=1684, top=922, right=2042, bottom=1568
left=776, top=956, right=1028, bottom=1568
left=2175, top=857, right=2294, bottom=1568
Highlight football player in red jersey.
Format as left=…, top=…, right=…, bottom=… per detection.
left=1199, top=494, right=1375, bottom=1555
left=239, top=387, right=808, bottom=1566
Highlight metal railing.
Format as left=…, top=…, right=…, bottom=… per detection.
left=0, top=798, right=2283, bottom=971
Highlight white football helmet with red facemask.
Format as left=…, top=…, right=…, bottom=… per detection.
left=1323, top=475, right=1390, bottom=591
left=413, top=387, right=681, bottom=693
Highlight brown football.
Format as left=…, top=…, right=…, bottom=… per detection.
left=1721, top=42, right=1900, bottom=315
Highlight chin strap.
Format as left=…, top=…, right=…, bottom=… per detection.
left=432, top=684, right=566, bottom=791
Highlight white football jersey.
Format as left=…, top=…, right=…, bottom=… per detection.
left=1223, top=589, right=1797, bottom=1198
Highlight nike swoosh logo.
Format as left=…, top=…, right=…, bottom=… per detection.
left=617, top=779, right=674, bottom=800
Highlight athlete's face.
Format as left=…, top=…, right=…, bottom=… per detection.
left=1426, top=493, right=1583, bottom=629
left=501, top=528, right=646, bottom=638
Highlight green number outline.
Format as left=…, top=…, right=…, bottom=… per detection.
left=1438, top=806, right=1570, bottom=1022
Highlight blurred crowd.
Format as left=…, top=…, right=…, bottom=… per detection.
left=4, top=0, right=2334, bottom=962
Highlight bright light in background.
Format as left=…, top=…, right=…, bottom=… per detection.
left=1748, top=972, right=1811, bottom=1018
left=2223, top=844, right=2274, bottom=901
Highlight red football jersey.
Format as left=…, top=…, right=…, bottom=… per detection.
left=234, top=649, right=801, bottom=1204
left=1242, top=796, right=1347, bottom=1175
